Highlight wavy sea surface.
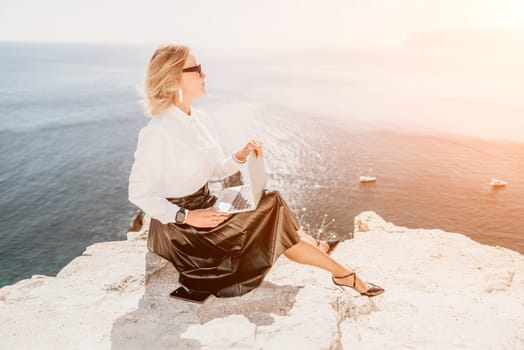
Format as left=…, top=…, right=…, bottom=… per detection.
left=1, top=43, right=523, bottom=287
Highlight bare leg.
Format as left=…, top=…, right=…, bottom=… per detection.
left=297, top=229, right=317, bottom=245
left=284, top=237, right=370, bottom=292
left=297, top=229, right=330, bottom=253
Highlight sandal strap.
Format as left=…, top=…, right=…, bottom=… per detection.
left=333, top=271, right=355, bottom=279
left=332, top=272, right=357, bottom=289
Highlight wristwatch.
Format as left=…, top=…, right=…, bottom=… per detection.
left=175, top=207, right=188, bottom=224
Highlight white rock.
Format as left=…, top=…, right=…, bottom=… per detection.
left=180, top=315, right=256, bottom=350
left=1, top=211, right=523, bottom=349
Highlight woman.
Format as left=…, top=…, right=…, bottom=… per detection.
left=128, top=44, right=385, bottom=302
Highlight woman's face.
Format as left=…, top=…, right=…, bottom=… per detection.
left=180, top=52, right=206, bottom=100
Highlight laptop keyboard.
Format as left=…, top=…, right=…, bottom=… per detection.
left=231, top=186, right=254, bottom=210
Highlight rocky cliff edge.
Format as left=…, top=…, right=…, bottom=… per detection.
left=1, top=211, right=523, bottom=349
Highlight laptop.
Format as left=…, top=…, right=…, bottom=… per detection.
left=212, top=155, right=267, bottom=214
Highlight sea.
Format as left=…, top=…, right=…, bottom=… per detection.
left=1, top=42, right=523, bottom=288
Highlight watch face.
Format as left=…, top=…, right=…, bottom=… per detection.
left=176, top=210, right=185, bottom=223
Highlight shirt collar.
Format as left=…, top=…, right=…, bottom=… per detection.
left=162, top=104, right=197, bottom=123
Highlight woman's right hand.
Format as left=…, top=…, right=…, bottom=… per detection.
left=234, top=139, right=264, bottom=162
left=185, top=208, right=230, bottom=228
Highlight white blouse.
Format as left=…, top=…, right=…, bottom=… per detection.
left=128, top=105, right=243, bottom=224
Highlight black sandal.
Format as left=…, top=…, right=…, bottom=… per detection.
left=332, top=272, right=385, bottom=297
left=316, top=239, right=341, bottom=255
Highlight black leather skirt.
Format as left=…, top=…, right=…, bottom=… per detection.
left=147, top=184, right=302, bottom=297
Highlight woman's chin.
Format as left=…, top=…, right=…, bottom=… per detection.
left=191, top=91, right=206, bottom=99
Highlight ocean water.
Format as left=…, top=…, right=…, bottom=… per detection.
left=0, top=43, right=523, bottom=288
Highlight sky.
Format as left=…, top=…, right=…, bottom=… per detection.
left=1, top=0, right=524, bottom=48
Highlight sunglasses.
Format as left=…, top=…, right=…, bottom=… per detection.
left=182, top=64, right=202, bottom=76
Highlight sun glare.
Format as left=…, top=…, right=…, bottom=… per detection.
left=494, top=0, right=524, bottom=27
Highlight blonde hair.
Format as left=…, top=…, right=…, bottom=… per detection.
left=144, top=44, right=190, bottom=116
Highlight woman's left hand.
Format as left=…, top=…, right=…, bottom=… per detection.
left=234, top=139, right=263, bottom=162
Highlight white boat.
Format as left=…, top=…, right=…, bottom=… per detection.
left=489, top=179, right=507, bottom=187
left=359, top=176, right=377, bottom=183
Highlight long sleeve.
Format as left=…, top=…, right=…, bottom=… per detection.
left=211, top=141, right=244, bottom=179
left=193, top=111, right=244, bottom=179
left=128, top=126, right=180, bottom=224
